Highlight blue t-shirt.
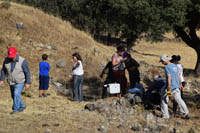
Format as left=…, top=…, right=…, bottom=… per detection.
left=165, top=63, right=180, bottom=90
left=39, top=61, right=50, bottom=76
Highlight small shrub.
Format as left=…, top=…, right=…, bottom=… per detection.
left=1, top=2, right=11, bottom=9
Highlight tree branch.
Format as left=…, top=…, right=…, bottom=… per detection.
left=174, top=26, right=193, bottom=48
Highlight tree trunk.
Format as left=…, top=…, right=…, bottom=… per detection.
left=174, top=26, right=200, bottom=74
left=194, top=50, right=200, bottom=75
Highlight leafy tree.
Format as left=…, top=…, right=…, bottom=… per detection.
left=12, top=0, right=200, bottom=73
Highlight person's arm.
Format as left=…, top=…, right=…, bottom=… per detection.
left=22, top=60, right=31, bottom=85
left=112, top=54, right=120, bottom=66
left=0, top=60, right=6, bottom=81
left=167, top=75, right=171, bottom=91
left=48, top=63, right=50, bottom=71
left=72, top=61, right=80, bottom=71
left=100, top=62, right=111, bottom=77
left=165, top=67, right=171, bottom=91
left=0, top=59, right=6, bottom=86
left=178, top=66, right=183, bottom=90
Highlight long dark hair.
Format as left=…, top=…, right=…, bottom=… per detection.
left=72, top=52, right=82, bottom=61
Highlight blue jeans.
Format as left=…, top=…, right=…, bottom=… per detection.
left=10, top=83, right=26, bottom=111
left=73, top=75, right=83, bottom=101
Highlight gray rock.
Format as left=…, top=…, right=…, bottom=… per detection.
left=100, top=62, right=106, bottom=67
left=47, top=46, right=52, bottom=50
left=94, top=47, right=100, bottom=56
left=156, top=125, right=166, bottom=132
left=44, top=129, right=52, bottom=133
left=188, top=128, right=195, bottom=133
left=118, top=97, right=130, bottom=107
left=85, top=103, right=96, bottom=111
left=16, top=22, right=24, bottom=29
left=52, top=82, right=63, bottom=88
left=56, top=61, right=66, bottom=68
left=131, top=124, right=142, bottom=131
left=49, top=54, right=56, bottom=60
left=42, top=124, right=50, bottom=127
left=98, top=125, right=105, bottom=131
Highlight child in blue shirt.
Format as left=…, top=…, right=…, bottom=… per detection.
left=39, top=54, right=50, bottom=97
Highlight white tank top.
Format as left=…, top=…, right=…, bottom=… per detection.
left=72, top=61, right=84, bottom=75
left=177, top=64, right=184, bottom=82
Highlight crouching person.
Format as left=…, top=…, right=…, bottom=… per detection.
left=0, top=47, right=31, bottom=114
left=160, top=54, right=189, bottom=119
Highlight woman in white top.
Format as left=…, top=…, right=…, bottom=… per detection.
left=72, top=53, right=84, bottom=101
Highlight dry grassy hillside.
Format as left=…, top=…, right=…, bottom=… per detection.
left=0, top=1, right=199, bottom=133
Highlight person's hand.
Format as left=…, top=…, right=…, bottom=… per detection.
left=0, top=81, right=4, bottom=86
left=167, top=90, right=173, bottom=100
left=25, top=84, right=30, bottom=89
left=180, top=84, right=183, bottom=90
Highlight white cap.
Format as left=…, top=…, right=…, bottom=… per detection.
left=160, top=54, right=172, bottom=62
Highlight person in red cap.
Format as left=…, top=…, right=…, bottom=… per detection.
left=0, top=47, right=31, bottom=114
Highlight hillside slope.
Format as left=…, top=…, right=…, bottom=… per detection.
left=0, top=1, right=200, bottom=133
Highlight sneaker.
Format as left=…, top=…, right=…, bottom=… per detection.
left=43, top=94, right=47, bottom=98
left=19, top=105, right=26, bottom=112
left=184, top=114, right=190, bottom=120
left=39, top=95, right=44, bottom=98
left=10, top=110, right=18, bottom=115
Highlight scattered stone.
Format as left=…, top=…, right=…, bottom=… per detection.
left=21, top=91, right=33, bottom=98
left=131, top=125, right=141, bottom=131
left=16, top=22, right=24, bottom=29
left=49, top=54, right=56, bottom=60
left=188, top=128, right=195, bottom=133
left=94, top=47, right=100, bottom=56
left=53, top=124, right=60, bottom=127
left=98, top=125, right=105, bottom=131
left=44, top=129, right=51, bottom=133
left=85, top=103, right=96, bottom=111
left=46, top=46, right=52, bottom=50
left=156, top=125, right=166, bottom=132
left=118, top=97, right=130, bottom=107
left=52, top=81, right=63, bottom=88
left=42, top=124, right=50, bottom=127
left=56, top=61, right=66, bottom=68
left=100, top=62, right=106, bottom=67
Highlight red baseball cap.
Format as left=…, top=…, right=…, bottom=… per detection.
left=8, top=47, right=17, bottom=58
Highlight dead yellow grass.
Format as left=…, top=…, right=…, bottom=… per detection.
left=133, top=40, right=196, bottom=69
left=0, top=1, right=199, bottom=133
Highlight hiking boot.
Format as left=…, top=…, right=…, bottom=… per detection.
left=10, top=110, right=18, bottom=115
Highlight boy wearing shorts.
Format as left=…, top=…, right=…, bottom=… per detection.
left=39, top=54, right=50, bottom=98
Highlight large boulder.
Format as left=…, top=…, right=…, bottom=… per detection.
left=56, top=61, right=67, bottom=68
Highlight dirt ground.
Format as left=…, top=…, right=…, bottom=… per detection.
left=0, top=1, right=200, bottom=133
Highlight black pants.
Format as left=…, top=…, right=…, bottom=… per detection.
left=128, top=69, right=140, bottom=88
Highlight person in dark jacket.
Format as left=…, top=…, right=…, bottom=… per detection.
left=0, top=47, right=31, bottom=114
left=124, top=53, right=140, bottom=88
left=100, top=61, right=113, bottom=98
